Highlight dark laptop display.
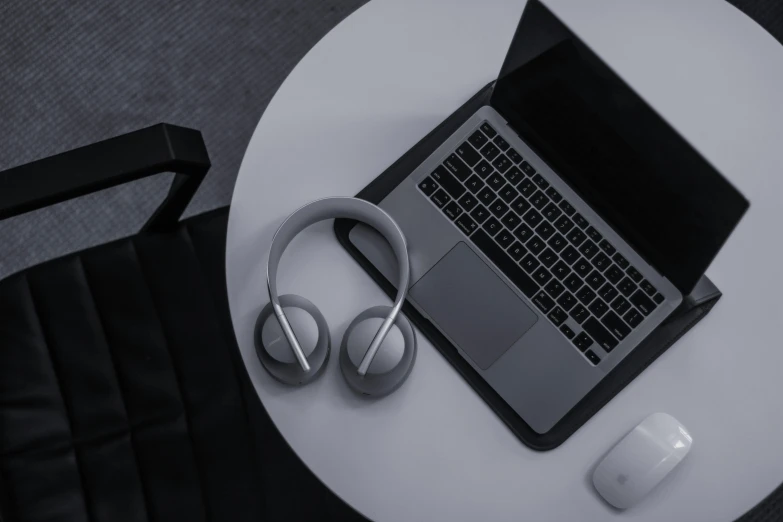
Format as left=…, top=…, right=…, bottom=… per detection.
left=492, top=1, right=749, bottom=294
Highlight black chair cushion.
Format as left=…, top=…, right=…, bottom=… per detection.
left=0, top=208, right=366, bottom=522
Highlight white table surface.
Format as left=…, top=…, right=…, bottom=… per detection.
left=226, top=1, right=783, bottom=520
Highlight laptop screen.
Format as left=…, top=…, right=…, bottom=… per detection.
left=490, top=0, right=748, bottom=294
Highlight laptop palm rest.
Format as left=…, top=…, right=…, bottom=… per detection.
left=410, top=242, right=538, bottom=370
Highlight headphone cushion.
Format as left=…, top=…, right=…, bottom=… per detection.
left=339, top=306, right=416, bottom=397
left=254, top=294, right=330, bottom=386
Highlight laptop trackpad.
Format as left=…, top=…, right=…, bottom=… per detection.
left=410, top=242, right=538, bottom=370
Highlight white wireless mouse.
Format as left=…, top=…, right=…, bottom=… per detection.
left=593, top=413, right=693, bottom=509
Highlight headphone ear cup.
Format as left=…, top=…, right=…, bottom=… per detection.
left=339, top=306, right=416, bottom=397
left=255, top=294, right=330, bottom=386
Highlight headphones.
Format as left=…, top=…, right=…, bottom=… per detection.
left=254, top=197, right=417, bottom=397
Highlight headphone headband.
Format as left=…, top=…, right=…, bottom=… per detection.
left=266, top=197, right=410, bottom=375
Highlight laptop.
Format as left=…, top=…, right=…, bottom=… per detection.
left=349, top=0, right=749, bottom=434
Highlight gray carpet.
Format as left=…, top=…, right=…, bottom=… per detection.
left=0, top=0, right=779, bottom=281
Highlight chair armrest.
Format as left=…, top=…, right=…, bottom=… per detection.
left=0, top=123, right=211, bottom=232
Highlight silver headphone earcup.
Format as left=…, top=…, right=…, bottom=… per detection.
left=339, top=306, right=416, bottom=397
left=255, top=294, right=330, bottom=386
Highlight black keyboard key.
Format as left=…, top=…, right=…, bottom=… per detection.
left=578, top=240, right=599, bottom=260
left=471, top=229, right=539, bottom=298
left=552, top=261, right=571, bottom=281
left=520, top=161, right=536, bottom=176
left=431, top=166, right=466, bottom=199
left=630, top=290, right=656, bottom=316
left=513, top=223, right=534, bottom=243
left=443, top=201, right=463, bottom=221
left=592, top=252, right=611, bottom=272
left=418, top=176, right=439, bottom=196
left=624, top=308, right=643, bottom=328
left=585, top=270, right=606, bottom=290
left=604, top=264, right=624, bottom=285
left=653, top=293, right=665, bottom=305
left=640, top=280, right=657, bottom=296
left=533, top=266, right=553, bottom=286
left=612, top=253, right=630, bottom=269
left=545, top=187, right=562, bottom=203
left=573, top=258, right=592, bottom=278
left=483, top=217, right=502, bottom=236
left=489, top=199, right=509, bottom=218
left=576, top=286, right=596, bottom=305
left=507, top=241, right=527, bottom=261
left=475, top=159, right=493, bottom=179
left=495, top=229, right=514, bottom=249
left=526, top=236, right=546, bottom=255
left=557, top=291, right=577, bottom=311
left=504, top=166, right=524, bottom=186
left=570, top=304, right=590, bottom=325
left=480, top=122, right=497, bottom=138
left=510, top=196, right=531, bottom=216
left=529, top=190, right=549, bottom=210
left=501, top=212, right=522, bottom=231
left=518, top=178, right=537, bottom=197
left=545, top=279, right=565, bottom=299
left=487, top=172, right=506, bottom=191
left=561, top=246, right=580, bottom=265
left=566, top=228, right=587, bottom=247
left=465, top=174, right=485, bottom=194
left=599, top=283, right=618, bottom=302
left=523, top=209, right=543, bottom=228
left=547, top=233, right=567, bottom=252
left=583, top=317, right=619, bottom=352
left=455, top=214, right=478, bottom=236
left=456, top=142, right=481, bottom=167
left=536, top=221, right=555, bottom=240
left=532, top=173, right=549, bottom=190
left=586, top=226, right=603, bottom=243
left=470, top=204, right=490, bottom=224
left=507, top=148, right=523, bottom=163
left=611, top=296, right=631, bottom=315
left=532, top=290, right=555, bottom=314
left=542, top=202, right=562, bottom=222
left=468, top=129, right=488, bottom=149
left=573, top=213, right=588, bottom=229
left=492, top=154, right=512, bottom=173
left=601, top=311, right=631, bottom=341
left=493, top=135, right=510, bottom=151
left=589, top=299, right=609, bottom=318
left=458, top=193, right=478, bottom=212
left=617, top=277, right=637, bottom=297
left=539, top=248, right=558, bottom=268
left=498, top=184, right=519, bottom=203
left=444, top=154, right=472, bottom=181
left=521, top=254, right=540, bottom=274
left=548, top=306, right=568, bottom=326
left=626, top=266, right=643, bottom=283
left=480, top=142, right=501, bottom=161
left=477, top=186, right=496, bottom=206
left=585, top=349, right=601, bottom=365
left=564, top=273, right=583, bottom=293
left=554, top=215, right=575, bottom=234
left=560, top=324, right=576, bottom=339
left=573, top=331, right=593, bottom=351
left=431, top=189, right=450, bottom=208
left=558, top=200, right=576, bottom=216
left=598, top=239, right=616, bottom=256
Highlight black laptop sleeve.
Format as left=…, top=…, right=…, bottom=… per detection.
left=334, top=82, right=722, bottom=450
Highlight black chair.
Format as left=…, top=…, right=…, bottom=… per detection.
left=0, top=125, right=367, bottom=522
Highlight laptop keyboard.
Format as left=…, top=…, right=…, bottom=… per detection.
left=417, top=121, right=666, bottom=366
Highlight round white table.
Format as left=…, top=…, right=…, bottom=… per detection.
left=226, top=1, right=783, bottom=520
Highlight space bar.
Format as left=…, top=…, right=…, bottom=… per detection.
left=470, top=230, right=539, bottom=298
